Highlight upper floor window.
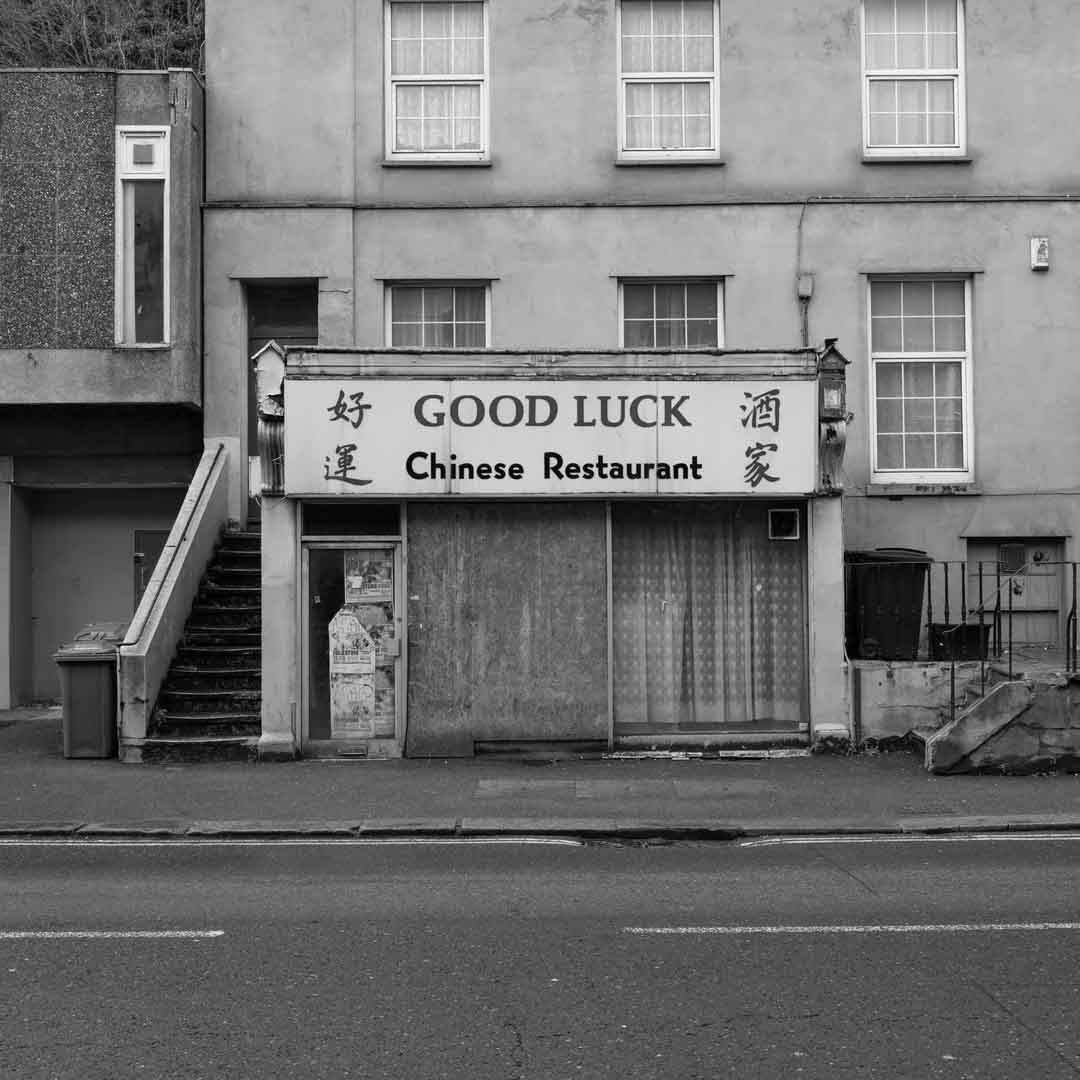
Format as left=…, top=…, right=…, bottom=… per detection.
left=387, top=283, right=489, bottom=347
left=115, top=127, right=169, bottom=344
left=621, top=280, right=723, bottom=348
left=862, top=0, right=966, bottom=158
left=617, top=0, right=719, bottom=161
left=386, top=1, right=488, bottom=162
left=869, top=277, right=972, bottom=482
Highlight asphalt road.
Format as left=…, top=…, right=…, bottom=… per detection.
left=1, top=835, right=1079, bottom=1079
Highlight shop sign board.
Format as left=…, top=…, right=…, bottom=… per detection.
left=284, top=378, right=819, bottom=497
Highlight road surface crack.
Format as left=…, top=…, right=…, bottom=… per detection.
left=814, top=850, right=879, bottom=895
left=970, top=978, right=1080, bottom=1075
left=503, top=1018, right=526, bottom=1076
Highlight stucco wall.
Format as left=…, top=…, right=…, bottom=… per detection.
left=206, top=0, right=1080, bottom=204
left=28, top=488, right=183, bottom=701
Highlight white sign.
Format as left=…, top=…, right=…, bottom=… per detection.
left=284, top=378, right=819, bottom=497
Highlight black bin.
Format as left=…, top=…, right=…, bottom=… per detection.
left=929, top=622, right=991, bottom=661
left=844, top=548, right=931, bottom=661
left=53, top=621, right=128, bottom=758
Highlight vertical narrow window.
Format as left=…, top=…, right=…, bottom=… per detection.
left=863, top=0, right=965, bottom=156
left=618, top=0, right=718, bottom=159
left=386, top=1, right=488, bottom=161
left=115, top=128, right=169, bottom=344
left=870, top=277, right=972, bottom=481
left=621, top=280, right=722, bottom=348
left=388, top=284, right=489, bottom=347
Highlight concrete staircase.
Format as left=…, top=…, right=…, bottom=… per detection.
left=143, top=530, right=261, bottom=762
left=910, top=659, right=1080, bottom=774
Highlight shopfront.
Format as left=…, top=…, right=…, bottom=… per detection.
left=265, top=352, right=848, bottom=759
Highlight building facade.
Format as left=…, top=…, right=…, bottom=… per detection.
left=0, top=69, right=205, bottom=708
left=88, top=0, right=1076, bottom=760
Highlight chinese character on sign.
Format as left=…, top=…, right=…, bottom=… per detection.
left=327, top=389, right=372, bottom=429
left=740, top=389, right=781, bottom=433
left=744, top=442, right=780, bottom=488
left=324, top=444, right=372, bottom=486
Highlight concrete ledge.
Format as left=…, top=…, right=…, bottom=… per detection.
left=257, top=732, right=297, bottom=762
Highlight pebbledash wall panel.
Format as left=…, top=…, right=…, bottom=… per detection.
left=404, top=501, right=609, bottom=755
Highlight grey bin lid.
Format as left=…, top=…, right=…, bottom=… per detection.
left=53, top=621, right=129, bottom=663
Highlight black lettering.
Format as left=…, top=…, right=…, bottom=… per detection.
left=449, top=395, right=484, bottom=427
left=406, top=451, right=429, bottom=479
left=414, top=395, right=445, bottom=427
left=508, top=463, right=525, bottom=479
left=475, top=462, right=492, bottom=479
left=544, top=452, right=565, bottom=478
left=662, top=395, right=692, bottom=427
left=574, top=395, right=596, bottom=427
left=629, top=395, right=657, bottom=427
left=489, top=395, right=524, bottom=427
left=527, top=396, right=558, bottom=426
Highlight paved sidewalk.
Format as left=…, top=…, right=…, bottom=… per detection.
left=1, top=707, right=1078, bottom=839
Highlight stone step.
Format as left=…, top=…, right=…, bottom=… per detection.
left=165, top=669, right=261, bottom=692
left=158, top=688, right=261, bottom=711
left=187, top=607, right=261, bottom=630
left=151, top=711, right=261, bottom=736
left=205, top=567, right=261, bottom=587
left=183, top=630, right=261, bottom=643
left=132, top=735, right=259, bottom=764
left=176, top=644, right=261, bottom=666
left=198, top=583, right=262, bottom=600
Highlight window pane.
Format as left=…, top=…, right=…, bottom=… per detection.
left=871, top=281, right=902, bottom=316
left=453, top=117, right=481, bottom=149
left=867, top=35, right=896, bottom=68
left=624, top=320, right=655, bottom=348
left=897, top=80, right=926, bottom=112
left=653, top=3, right=681, bottom=38
left=683, top=34, right=713, bottom=71
left=424, top=119, right=452, bottom=149
left=685, top=283, right=717, bottom=319
left=926, top=0, right=957, bottom=34
left=655, top=82, right=683, bottom=115
left=902, top=316, right=934, bottom=352
left=422, top=2, right=451, bottom=37
left=683, top=82, right=711, bottom=112
left=391, top=3, right=422, bottom=37
left=896, top=0, right=925, bottom=35
left=454, top=83, right=481, bottom=117
left=897, top=114, right=927, bottom=145
left=683, top=116, right=710, bottom=147
left=875, top=362, right=903, bottom=397
left=654, top=319, right=686, bottom=348
left=897, top=33, right=926, bottom=69
left=396, top=83, right=422, bottom=115
left=422, top=85, right=452, bottom=119
left=928, top=33, right=957, bottom=67
left=864, top=0, right=894, bottom=35
left=426, top=321, right=455, bottom=348
left=653, top=34, right=682, bottom=72
left=869, top=114, right=897, bottom=145
left=454, top=287, right=485, bottom=322
left=453, top=2, right=483, bottom=36
left=934, top=315, right=965, bottom=351
left=654, top=284, right=685, bottom=319
left=423, top=39, right=450, bottom=75
left=927, top=79, right=954, bottom=111
left=904, top=398, right=935, bottom=433
left=871, top=316, right=902, bottom=352
left=902, top=281, right=933, bottom=316
left=625, top=82, right=652, bottom=114
left=128, top=180, right=165, bottom=343
left=626, top=117, right=653, bottom=148
left=424, top=287, right=454, bottom=322
left=454, top=321, right=485, bottom=348
left=904, top=363, right=934, bottom=396
left=393, top=288, right=423, bottom=321
left=392, top=39, right=422, bottom=75
left=392, top=322, right=423, bottom=347
left=877, top=434, right=904, bottom=470
left=453, top=37, right=483, bottom=74
left=623, top=285, right=654, bottom=319
left=935, top=398, right=963, bottom=431
left=905, top=435, right=936, bottom=470
left=683, top=0, right=714, bottom=36
left=934, top=361, right=963, bottom=396
left=868, top=79, right=896, bottom=113
left=685, top=319, right=717, bottom=347
left=928, top=113, right=955, bottom=144
left=934, top=280, right=965, bottom=315
left=937, top=434, right=964, bottom=469
left=876, top=399, right=903, bottom=433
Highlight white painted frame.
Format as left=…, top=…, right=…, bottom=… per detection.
left=384, top=281, right=492, bottom=347
left=860, top=0, right=967, bottom=159
left=867, top=275, right=974, bottom=485
left=615, top=0, right=722, bottom=162
left=384, top=0, right=491, bottom=163
left=617, top=278, right=725, bottom=348
left=114, top=126, right=170, bottom=345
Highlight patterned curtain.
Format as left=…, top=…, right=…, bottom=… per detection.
left=612, top=502, right=807, bottom=733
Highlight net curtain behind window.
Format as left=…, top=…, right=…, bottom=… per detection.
left=612, top=503, right=807, bottom=732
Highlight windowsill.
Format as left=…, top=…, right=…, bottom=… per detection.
left=615, top=155, right=727, bottom=167
left=382, top=158, right=492, bottom=168
left=113, top=342, right=171, bottom=350
left=862, top=152, right=973, bottom=165
left=866, top=482, right=981, bottom=497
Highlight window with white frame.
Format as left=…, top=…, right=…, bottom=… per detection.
left=621, top=280, right=722, bottom=348
left=386, top=1, right=488, bottom=161
left=870, top=278, right=971, bottom=481
left=388, top=284, right=488, bottom=347
left=115, top=127, right=169, bottom=344
left=862, top=0, right=965, bottom=156
left=618, top=0, right=718, bottom=159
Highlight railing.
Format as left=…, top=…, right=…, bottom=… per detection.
left=845, top=554, right=1080, bottom=725
left=117, top=442, right=232, bottom=744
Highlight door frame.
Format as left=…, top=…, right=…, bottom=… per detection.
left=300, top=538, right=406, bottom=758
